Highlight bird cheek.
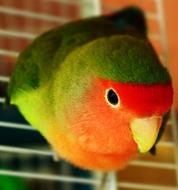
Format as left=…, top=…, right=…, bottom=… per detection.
left=67, top=108, right=135, bottom=154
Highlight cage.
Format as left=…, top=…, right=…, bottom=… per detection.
left=0, top=0, right=178, bottom=190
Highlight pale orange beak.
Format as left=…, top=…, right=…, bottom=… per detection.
left=130, top=116, right=163, bottom=153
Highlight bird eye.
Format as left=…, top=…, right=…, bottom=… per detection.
left=105, top=88, right=120, bottom=108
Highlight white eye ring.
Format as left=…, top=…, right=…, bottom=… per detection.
left=105, top=88, right=120, bottom=108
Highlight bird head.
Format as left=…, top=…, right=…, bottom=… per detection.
left=52, top=35, right=173, bottom=169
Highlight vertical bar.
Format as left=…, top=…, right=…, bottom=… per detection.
left=108, top=172, right=118, bottom=190
left=105, top=172, right=118, bottom=190
left=171, top=107, right=178, bottom=188
left=98, top=172, right=118, bottom=190
left=155, top=0, right=169, bottom=67
left=79, top=0, right=101, bottom=18
left=156, top=0, right=178, bottom=188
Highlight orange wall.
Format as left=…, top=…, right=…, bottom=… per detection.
left=164, top=0, right=178, bottom=110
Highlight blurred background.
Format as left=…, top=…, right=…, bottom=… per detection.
left=0, top=0, right=178, bottom=190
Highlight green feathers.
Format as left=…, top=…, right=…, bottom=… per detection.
left=8, top=7, right=171, bottom=111
left=65, top=35, right=171, bottom=84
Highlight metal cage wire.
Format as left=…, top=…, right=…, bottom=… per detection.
left=0, top=0, right=178, bottom=190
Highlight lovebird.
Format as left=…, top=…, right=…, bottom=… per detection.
left=8, top=7, right=173, bottom=171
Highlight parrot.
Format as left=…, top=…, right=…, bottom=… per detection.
left=7, top=6, right=173, bottom=171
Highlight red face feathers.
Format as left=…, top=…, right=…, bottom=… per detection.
left=60, top=78, right=173, bottom=170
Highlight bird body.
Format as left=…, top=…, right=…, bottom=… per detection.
left=8, top=7, right=173, bottom=171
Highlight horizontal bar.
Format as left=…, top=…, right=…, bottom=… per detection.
left=0, top=145, right=53, bottom=156
left=158, top=141, right=175, bottom=148
left=0, top=76, right=10, bottom=82
left=0, top=6, right=69, bottom=23
left=0, top=29, right=35, bottom=40
left=0, top=169, right=177, bottom=190
left=0, top=49, right=19, bottom=57
left=0, top=169, right=99, bottom=185
left=130, top=160, right=176, bottom=170
left=44, top=0, right=81, bottom=5
left=0, top=143, right=176, bottom=170
left=0, top=98, right=5, bottom=103
left=0, top=121, right=34, bottom=131
left=119, top=182, right=177, bottom=190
